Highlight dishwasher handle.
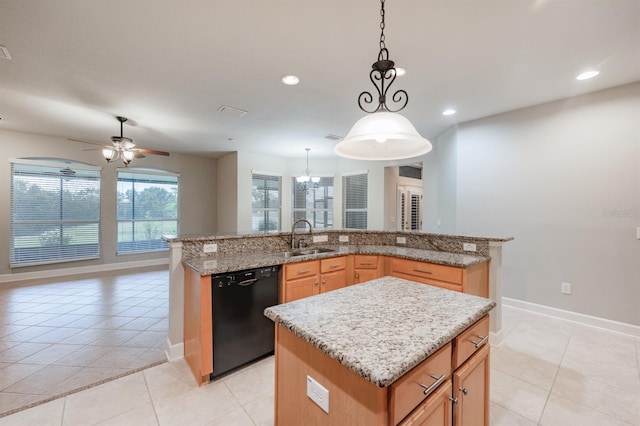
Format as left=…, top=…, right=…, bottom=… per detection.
left=238, top=278, right=259, bottom=286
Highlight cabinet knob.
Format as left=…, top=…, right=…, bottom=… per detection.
left=321, top=280, right=325, bottom=285
left=450, top=396, right=459, bottom=405
left=315, top=281, right=319, bottom=286
left=459, top=387, right=469, bottom=395
left=355, top=273, right=359, bottom=279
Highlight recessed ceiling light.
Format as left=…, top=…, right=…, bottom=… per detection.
left=395, top=67, right=406, bottom=76
left=281, top=75, right=300, bottom=85
left=442, top=109, right=456, bottom=116
left=576, top=70, right=599, bottom=81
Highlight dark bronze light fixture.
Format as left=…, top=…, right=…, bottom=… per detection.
left=334, top=0, right=432, bottom=161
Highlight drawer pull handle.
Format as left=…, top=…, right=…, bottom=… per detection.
left=413, top=268, right=433, bottom=274
left=417, top=374, right=447, bottom=397
left=297, top=269, right=311, bottom=274
left=359, top=262, right=373, bottom=266
left=459, top=387, right=469, bottom=395
left=330, top=264, right=341, bottom=268
left=471, top=335, right=489, bottom=348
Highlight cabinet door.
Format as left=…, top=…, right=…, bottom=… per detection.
left=452, top=344, right=490, bottom=426
left=284, top=275, right=319, bottom=302
left=321, top=269, right=347, bottom=293
left=399, top=381, right=452, bottom=426
left=354, top=268, right=380, bottom=284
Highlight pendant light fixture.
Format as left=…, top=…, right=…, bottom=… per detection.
left=296, top=148, right=320, bottom=192
left=334, top=0, right=432, bottom=161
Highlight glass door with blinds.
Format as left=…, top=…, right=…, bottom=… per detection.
left=397, top=186, right=422, bottom=231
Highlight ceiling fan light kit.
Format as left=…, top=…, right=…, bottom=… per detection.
left=334, top=0, right=432, bottom=161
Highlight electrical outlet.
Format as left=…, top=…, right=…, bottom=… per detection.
left=306, top=375, right=329, bottom=413
left=561, top=282, right=572, bottom=295
left=313, top=235, right=328, bottom=243
left=463, top=243, right=477, bottom=252
left=203, top=243, right=217, bottom=253
left=339, top=235, right=349, bottom=243
left=396, top=236, right=406, bottom=244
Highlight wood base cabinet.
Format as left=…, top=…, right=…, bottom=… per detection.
left=399, top=381, right=453, bottom=426
left=353, top=255, right=383, bottom=283
left=453, top=344, right=490, bottom=426
left=281, top=256, right=347, bottom=303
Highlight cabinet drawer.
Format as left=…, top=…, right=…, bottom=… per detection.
left=391, top=258, right=462, bottom=284
left=284, top=260, right=319, bottom=280
left=320, top=256, right=347, bottom=273
left=354, top=255, right=378, bottom=269
left=398, top=380, right=452, bottom=426
left=453, top=315, right=490, bottom=369
left=389, top=342, right=452, bottom=426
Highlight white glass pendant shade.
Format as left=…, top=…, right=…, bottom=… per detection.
left=334, top=111, right=432, bottom=161
left=102, top=149, right=116, bottom=162
left=122, top=150, right=135, bottom=164
left=311, top=176, right=321, bottom=183
left=296, top=175, right=310, bottom=183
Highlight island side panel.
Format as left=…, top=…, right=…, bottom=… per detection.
left=184, top=266, right=212, bottom=385
left=274, top=325, right=388, bottom=425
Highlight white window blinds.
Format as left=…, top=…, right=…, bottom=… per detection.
left=10, top=160, right=101, bottom=267
left=342, top=172, right=368, bottom=229
left=117, top=169, right=179, bottom=254
left=252, top=173, right=281, bottom=233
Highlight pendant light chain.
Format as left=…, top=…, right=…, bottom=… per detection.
left=379, top=0, right=386, bottom=53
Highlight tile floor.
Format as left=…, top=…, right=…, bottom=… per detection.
left=2, top=287, right=640, bottom=425
left=0, top=267, right=169, bottom=418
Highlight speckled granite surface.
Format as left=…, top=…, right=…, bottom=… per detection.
left=183, top=244, right=488, bottom=276
left=264, top=277, right=496, bottom=387
left=165, top=229, right=513, bottom=260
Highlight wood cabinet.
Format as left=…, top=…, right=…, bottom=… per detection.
left=273, top=314, right=491, bottom=425
left=354, top=255, right=384, bottom=283
left=281, top=256, right=347, bottom=303
left=389, top=258, right=489, bottom=298
left=183, top=266, right=213, bottom=386
left=452, top=345, right=490, bottom=426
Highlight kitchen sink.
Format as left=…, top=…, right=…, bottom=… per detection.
left=282, top=247, right=336, bottom=258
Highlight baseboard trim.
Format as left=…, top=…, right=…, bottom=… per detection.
left=0, top=258, right=169, bottom=284
left=502, top=297, right=640, bottom=338
left=165, top=338, right=184, bottom=361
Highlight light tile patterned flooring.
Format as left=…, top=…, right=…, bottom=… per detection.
left=0, top=267, right=169, bottom=418
left=2, top=276, right=640, bottom=425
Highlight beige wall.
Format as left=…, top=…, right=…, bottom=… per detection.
left=449, top=82, right=640, bottom=326
left=1, top=129, right=217, bottom=276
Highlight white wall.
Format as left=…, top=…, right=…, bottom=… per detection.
left=215, top=152, right=238, bottom=234
left=0, top=129, right=217, bottom=276
left=454, top=83, right=640, bottom=326
left=436, top=126, right=458, bottom=234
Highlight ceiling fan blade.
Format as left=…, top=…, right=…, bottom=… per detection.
left=67, top=138, right=107, bottom=147
left=137, top=148, right=170, bottom=156
left=134, top=152, right=146, bottom=159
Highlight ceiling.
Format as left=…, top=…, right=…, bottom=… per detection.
left=1, top=0, right=639, bottom=160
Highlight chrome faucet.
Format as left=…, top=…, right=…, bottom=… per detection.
left=291, top=218, right=313, bottom=249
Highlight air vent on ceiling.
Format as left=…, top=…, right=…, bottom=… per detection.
left=0, top=45, right=12, bottom=60
left=324, top=134, right=343, bottom=141
left=217, top=105, right=247, bottom=117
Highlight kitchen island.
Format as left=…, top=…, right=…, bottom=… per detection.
left=264, top=276, right=496, bottom=425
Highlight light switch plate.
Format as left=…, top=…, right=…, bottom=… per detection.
left=307, top=375, right=329, bottom=413
left=203, top=243, right=218, bottom=253
left=463, top=243, right=477, bottom=252
left=339, top=235, right=349, bottom=243
left=313, top=235, right=328, bottom=243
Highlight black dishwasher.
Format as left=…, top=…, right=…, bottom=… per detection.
left=211, top=265, right=279, bottom=378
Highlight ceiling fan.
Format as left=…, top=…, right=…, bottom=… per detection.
left=68, top=116, right=170, bottom=166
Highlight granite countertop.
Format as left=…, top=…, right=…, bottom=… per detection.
left=183, top=245, right=488, bottom=276
left=264, top=276, right=496, bottom=387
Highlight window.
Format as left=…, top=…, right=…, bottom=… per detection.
left=292, top=177, right=334, bottom=229
left=343, top=172, right=368, bottom=229
left=10, top=159, right=101, bottom=266
left=252, top=173, right=281, bottom=233
left=117, top=169, right=179, bottom=254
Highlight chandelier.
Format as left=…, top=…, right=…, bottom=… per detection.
left=334, top=0, right=432, bottom=161
left=296, top=148, right=320, bottom=192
